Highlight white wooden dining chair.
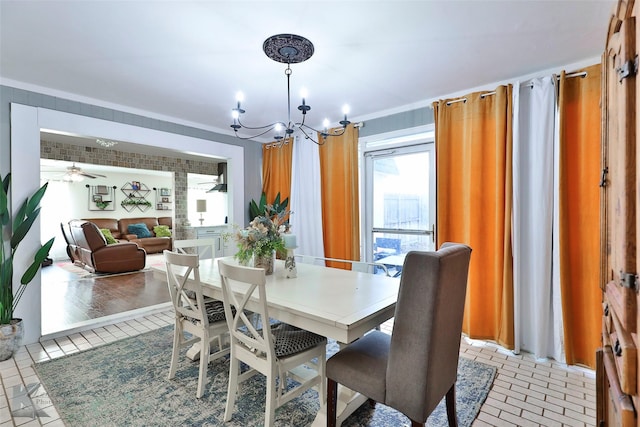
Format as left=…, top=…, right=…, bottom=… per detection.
left=163, top=250, right=230, bottom=398
left=217, top=259, right=327, bottom=427
left=173, top=238, right=217, bottom=259
left=297, top=255, right=391, bottom=276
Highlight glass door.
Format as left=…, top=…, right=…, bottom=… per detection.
left=364, top=143, right=435, bottom=277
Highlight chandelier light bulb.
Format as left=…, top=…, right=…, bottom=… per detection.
left=323, top=119, right=329, bottom=130
left=231, top=110, right=239, bottom=120
left=339, top=104, right=351, bottom=127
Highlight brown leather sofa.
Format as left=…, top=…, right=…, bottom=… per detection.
left=84, top=218, right=122, bottom=240
left=117, top=217, right=172, bottom=254
left=68, top=220, right=146, bottom=273
left=82, top=216, right=173, bottom=254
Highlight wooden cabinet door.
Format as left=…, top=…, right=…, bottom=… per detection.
left=604, top=16, right=636, bottom=326
left=599, top=1, right=638, bottom=425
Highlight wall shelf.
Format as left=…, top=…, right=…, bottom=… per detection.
left=121, top=181, right=152, bottom=212
left=154, top=187, right=172, bottom=211
left=87, top=184, right=117, bottom=211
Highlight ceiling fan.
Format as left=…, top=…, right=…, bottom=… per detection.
left=63, top=163, right=107, bottom=182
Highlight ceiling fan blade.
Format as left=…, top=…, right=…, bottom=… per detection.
left=80, top=172, right=106, bottom=178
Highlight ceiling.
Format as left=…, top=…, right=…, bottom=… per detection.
left=0, top=0, right=615, bottom=145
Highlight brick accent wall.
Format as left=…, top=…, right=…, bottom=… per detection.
left=41, top=139, right=219, bottom=240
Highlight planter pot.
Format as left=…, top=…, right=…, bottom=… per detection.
left=0, top=318, right=24, bottom=361
left=254, top=251, right=276, bottom=275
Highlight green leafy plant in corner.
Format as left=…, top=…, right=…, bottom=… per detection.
left=249, top=192, right=289, bottom=219
left=0, top=173, right=55, bottom=325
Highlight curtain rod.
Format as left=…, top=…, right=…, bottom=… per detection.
left=522, top=71, right=588, bottom=88
left=446, top=70, right=589, bottom=104
left=446, top=90, right=496, bottom=105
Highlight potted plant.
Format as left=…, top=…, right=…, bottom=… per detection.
left=0, top=173, right=55, bottom=361
left=249, top=192, right=289, bottom=219
left=233, top=209, right=289, bottom=274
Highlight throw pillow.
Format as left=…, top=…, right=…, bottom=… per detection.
left=100, top=228, right=117, bottom=245
left=127, top=223, right=152, bottom=238
left=153, top=225, right=172, bottom=238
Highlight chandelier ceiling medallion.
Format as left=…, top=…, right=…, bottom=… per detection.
left=230, top=34, right=350, bottom=146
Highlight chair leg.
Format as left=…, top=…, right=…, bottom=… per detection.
left=196, top=338, right=210, bottom=398
left=410, top=420, right=425, bottom=427
left=445, top=383, right=458, bottom=427
left=224, top=353, right=239, bottom=422
left=265, top=373, right=277, bottom=427
left=318, top=350, right=326, bottom=405
left=327, top=378, right=338, bottom=427
left=168, top=323, right=181, bottom=380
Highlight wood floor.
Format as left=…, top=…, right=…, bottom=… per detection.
left=41, top=256, right=170, bottom=335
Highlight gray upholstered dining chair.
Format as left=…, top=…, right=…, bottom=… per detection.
left=164, top=250, right=230, bottom=398
left=326, top=242, right=472, bottom=427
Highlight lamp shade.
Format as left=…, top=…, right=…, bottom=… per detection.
left=196, top=199, right=207, bottom=213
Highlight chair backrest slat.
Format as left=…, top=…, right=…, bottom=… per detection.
left=164, top=249, right=209, bottom=326
left=174, top=238, right=217, bottom=260
left=218, top=260, right=274, bottom=360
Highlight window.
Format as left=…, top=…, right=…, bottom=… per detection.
left=363, top=133, right=435, bottom=277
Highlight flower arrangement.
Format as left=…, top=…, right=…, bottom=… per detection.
left=234, top=208, right=289, bottom=266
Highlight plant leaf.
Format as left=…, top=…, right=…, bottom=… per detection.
left=10, top=207, right=41, bottom=250
left=0, top=174, right=9, bottom=226
left=20, top=237, right=54, bottom=285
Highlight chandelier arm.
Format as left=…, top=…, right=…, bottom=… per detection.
left=297, top=125, right=326, bottom=146
left=232, top=127, right=282, bottom=140
left=298, top=123, right=347, bottom=137
left=236, top=117, right=287, bottom=131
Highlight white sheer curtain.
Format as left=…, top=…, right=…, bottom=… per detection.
left=290, top=134, right=325, bottom=257
left=513, top=76, right=564, bottom=362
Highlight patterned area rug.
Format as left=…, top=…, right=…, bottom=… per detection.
left=34, top=326, right=496, bottom=427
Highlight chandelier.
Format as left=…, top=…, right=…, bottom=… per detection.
left=230, top=34, right=350, bottom=146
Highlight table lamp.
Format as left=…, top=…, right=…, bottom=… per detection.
left=196, top=199, right=207, bottom=225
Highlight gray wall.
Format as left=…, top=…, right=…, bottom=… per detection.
left=0, top=85, right=263, bottom=226
left=359, top=106, right=434, bottom=138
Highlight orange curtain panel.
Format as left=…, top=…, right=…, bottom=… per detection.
left=318, top=124, right=360, bottom=267
left=261, top=140, right=294, bottom=208
left=433, top=86, right=514, bottom=348
left=558, top=65, right=602, bottom=368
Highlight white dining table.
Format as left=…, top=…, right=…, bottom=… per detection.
left=152, top=256, right=400, bottom=426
